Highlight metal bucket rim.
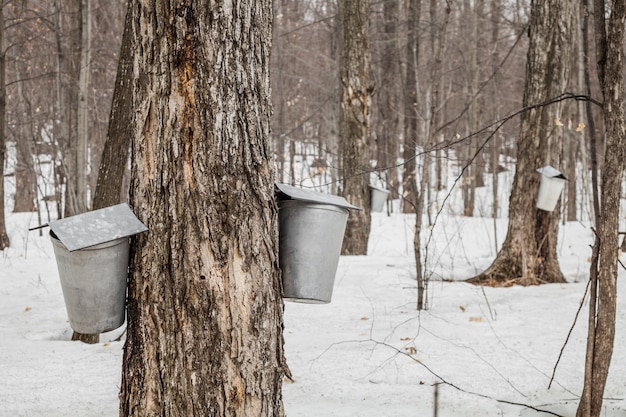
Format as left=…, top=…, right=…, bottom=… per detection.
left=50, top=231, right=128, bottom=251
left=278, top=199, right=349, bottom=214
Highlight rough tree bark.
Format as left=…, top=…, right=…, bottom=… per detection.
left=119, top=1, right=287, bottom=416
left=577, top=1, right=626, bottom=416
left=340, top=0, right=372, bottom=255
left=468, top=0, right=573, bottom=286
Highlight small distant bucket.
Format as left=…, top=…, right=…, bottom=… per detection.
left=369, top=185, right=390, bottom=213
left=536, top=166, right=568, bottom=212
left=50, top=232, right=129, bottom=334
left=278, top=200, right=348, bottom=303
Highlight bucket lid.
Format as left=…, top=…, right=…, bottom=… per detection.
left=49, top=203, right=148, bottom=251
left=536, top=165, right=567, bottom=180
left=368, top=184, right=390, bottom=194
left=275, top=183, right=361, bottom=211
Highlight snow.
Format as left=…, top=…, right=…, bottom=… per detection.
left=1, top=204, right=626, bottom=416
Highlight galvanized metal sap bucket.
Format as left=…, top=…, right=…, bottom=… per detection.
left=536, top=166, right=567, bottom=212
left=369, top=185, right=390, bottom=213
left=49, top=204, right=147, bottom=334
left=276, top=184, right=360, bottom=304
left=51, top=233, right=129, bottom=334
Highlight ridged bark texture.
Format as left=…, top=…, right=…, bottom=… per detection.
left=340, top=0, right=372, bottom=255
left=577, top=2, right=626, bottom=416
left=469, top=0, right=573, bottom=286
left=119, top=1, right=286, bottom=416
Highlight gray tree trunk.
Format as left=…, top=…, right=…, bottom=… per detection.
left=402, top=0, right=421, bottom=214
left=340, top=0, right=372, bottom=255
left=468, top=0, right=573, bottom=286
left=0, top=5, right=9, bottom=250
left=119, top=2, right=287, bottom=416
left=92, top=2, right=133, bottom=210
left=376, top=0, right=401, bottom=201
left=75, top=0, right=91, bottom=213
left=577, top=1, right=626, bottom=416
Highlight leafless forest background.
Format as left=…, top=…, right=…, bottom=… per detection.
left=2, top=0, right=601, bottom=224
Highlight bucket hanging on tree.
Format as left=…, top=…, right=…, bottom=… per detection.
left=369, top=185, right=390, bottom=213
left=275, top=183, right=361, bottom=303
left=536, top=165, right=568, bottom=212
left=49, top=204, right=148, bottom=334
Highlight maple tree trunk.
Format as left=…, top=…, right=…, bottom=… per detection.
left=577, top=1, right=626, bottom=416
left=119, top=2, right=286, bottom=416
left=468, top=0, right=572, bottom=286
left=340, top=0, right=372, bottom=255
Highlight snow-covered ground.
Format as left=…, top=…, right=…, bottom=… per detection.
left=1, top=204, right=625, bottom=416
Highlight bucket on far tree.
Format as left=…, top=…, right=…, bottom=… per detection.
left=536, top=165, right=568, bottom=212
left=276, top=183, right=361, bottom=304
left=48, top=203, right=148, bottom=334
left=369, top=185, right=390, bottom=213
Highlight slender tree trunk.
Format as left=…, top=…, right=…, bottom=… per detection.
left=119, top=2, right=286, bottom=415
left=468, top=0, right=573, bottom=286
left=402, top=0, right=421, bottom=214
left=54, top=0, right=81, bottom=218
left=490, top=0, right=502, bottom=249
left=340, top=0, right=372, bottom=255
left=577, top=2, right=626, bottom=416
left=70, top=0, right=97, bottom=345
left=0, top=5, right=9, bottom=250
left=377, top=0, right=400, bottom=200
left=92, top=2, right=132, bottom=210
left=416, top=0, right=450, bottom=310
left=273, top=0, right=286, bottom=184
left=13, top=64, right=37, bottom=213
left=75, top=0, right=91, bottom=213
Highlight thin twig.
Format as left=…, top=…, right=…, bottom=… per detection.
left=548, top=278, right=591, bottom=389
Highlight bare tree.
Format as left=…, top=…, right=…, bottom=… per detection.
left=119, top=1, right=287, bottom=415
left=468, top=0, right=574, bottom=286
left=577, top=1, right=626, bottom=416
left=92, top=2, right=132, bottom=211
left=340, top=0, right=372, bottom=255
left=402, top=0, right=421, bottom=214
left=372, top=0, right=401, bottom=200
left=0, top=3, right=9, bottom=250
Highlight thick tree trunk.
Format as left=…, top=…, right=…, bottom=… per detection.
left=577, top=1, right=626, bottom=416
left=340, top=0, right=372, bottom=255
left=468, top=0, right=572, bottom=286
left=119, top=2, right=286, bottom=416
